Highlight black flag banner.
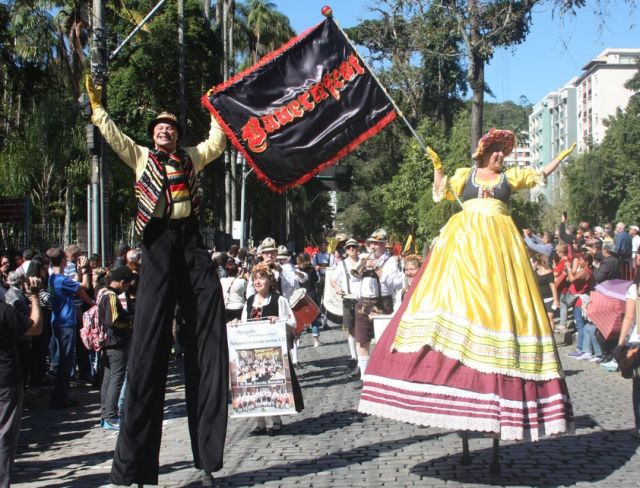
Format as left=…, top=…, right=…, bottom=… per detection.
left=202, top=17, right=396, bottom=193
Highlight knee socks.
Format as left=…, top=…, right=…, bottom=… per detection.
left=358, top=356, right=369, bottom=380
left=348, top=334, right=358, bottom=360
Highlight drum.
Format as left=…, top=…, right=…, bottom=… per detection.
left=289, top=288, right=320, bottom=335
left=323, top=268, right=343, bottom=323
left=372, top=314, right=394, bottom=343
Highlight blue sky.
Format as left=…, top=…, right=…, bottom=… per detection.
left=274, top=0, right=639, bottom=105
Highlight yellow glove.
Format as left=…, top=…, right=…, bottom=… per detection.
left=555, top=142, right=576, bottom=161
left=84, top=74, right=102, bottom=110
left=426, top=146, right=443, bottom=170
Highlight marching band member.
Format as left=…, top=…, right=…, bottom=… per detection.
left=353, top=229, right=403, bottom=387
left=296, top=253, right=322, bottom=347
left=239, top=264, right=304, bottom=436
left=276, top=246, right=307, bottom=300
left=330, top=238, right=362, bottom=368
left=246, top=238, right=304, bottom=301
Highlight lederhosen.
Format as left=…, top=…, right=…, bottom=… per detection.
left=245, top=293, right=304, bottom=412
left=354, top=256, right=394, bottom=344
left=111, top=149, right=228, bottom=485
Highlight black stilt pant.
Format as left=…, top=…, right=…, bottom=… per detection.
left=111, top=217, right=228, bottom=485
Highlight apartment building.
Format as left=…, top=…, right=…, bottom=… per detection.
left=575, top=48, right=640, bottom=151
left=528, top=48, right=639, bottom=204
left=504, top=144, right=532, bottom=168
left=528, top=81, right=577, bottom=204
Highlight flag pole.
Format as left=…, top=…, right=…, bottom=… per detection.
left=321, top=6, right=464, bottom=209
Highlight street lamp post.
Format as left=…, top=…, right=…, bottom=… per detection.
left=239, top=157, right=253, bottom=249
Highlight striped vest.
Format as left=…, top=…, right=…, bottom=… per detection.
left=133, top=148, right=200, bottom=235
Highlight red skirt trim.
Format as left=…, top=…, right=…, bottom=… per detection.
left=358, top=257, right=574, bottom=441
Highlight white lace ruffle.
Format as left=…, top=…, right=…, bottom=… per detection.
left=358, top=397, right=573, bottom=442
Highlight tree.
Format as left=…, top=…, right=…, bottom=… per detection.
left=238, top=0, right=294, bottom=64
left=346, top=0, right=466, bottom=125
left=0, top=97, right=89, bottom=225
left=446, top=0, right=536, bottom=151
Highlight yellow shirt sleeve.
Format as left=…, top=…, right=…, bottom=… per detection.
left=185, top=116, right=227, bottom=174
left=433, top=167, right=471, bottom=202
left=505, top=167, right=546, bottom=191
left=90, top=106, right=148, bottom=180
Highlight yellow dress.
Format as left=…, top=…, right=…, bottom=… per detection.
left=392, top=166, right=560, bottom=381
left=358, top=165, right=573, bottom=441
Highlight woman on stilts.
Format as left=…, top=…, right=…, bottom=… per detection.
left=358, top=129, right=576, bottom=445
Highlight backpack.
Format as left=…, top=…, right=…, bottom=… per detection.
left=80, top=288, right=109, bottom=352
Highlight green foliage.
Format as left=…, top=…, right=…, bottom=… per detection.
left=483, top=100, right=531, bottom=135
left=416, top=110, right=472, bottom=242
left=0, top=97, right=89, bottom=223
left=510, top=192, right=542, bottom=231
left=377, top=118, right=448, bottom=239
left=346, top=3, right=466, bottom=125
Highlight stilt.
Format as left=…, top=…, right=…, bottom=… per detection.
left=490, top=437, right=501, bottom=474
left=460, top=431, right=473, bottom=466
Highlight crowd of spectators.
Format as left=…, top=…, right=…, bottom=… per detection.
left=524, top=217, right=640, bottom=368
left=2, top=219, right=639, bottom=484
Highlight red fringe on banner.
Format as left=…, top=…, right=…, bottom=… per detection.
left=201, top=97, right=396, bottom=193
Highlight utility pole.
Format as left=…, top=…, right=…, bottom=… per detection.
left=178, top=0, right=186, bottom=130
left=90, top=0, right=110, bottom=263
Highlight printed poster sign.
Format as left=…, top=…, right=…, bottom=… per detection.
left=227, top=319, right=297, bottom=418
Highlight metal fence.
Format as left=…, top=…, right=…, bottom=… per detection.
left=0, top=220, right=232, bottom=256
left=0, top=222, right=78, bottom=252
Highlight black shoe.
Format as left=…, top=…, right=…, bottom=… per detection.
left=249, top=426, right=267, bottom=436
left=349, top=366, right=361, bottom=378
left=202, top=470, right=214, bottom=487
left=322, top=324, right=330, bottom=331
left=269, top=423, right=283, bottom=436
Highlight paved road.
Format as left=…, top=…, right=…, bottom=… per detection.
left=13, top=327, right=640, bottom=487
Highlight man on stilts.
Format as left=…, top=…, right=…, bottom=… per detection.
left=85, top=76, right=228, bottom=487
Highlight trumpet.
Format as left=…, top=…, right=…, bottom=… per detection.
left=350, top=252, right=375, bottom=278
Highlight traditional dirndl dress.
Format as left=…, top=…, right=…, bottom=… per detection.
left=358, top=166, right=574, bottom=441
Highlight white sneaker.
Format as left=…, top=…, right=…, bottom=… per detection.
left=600, top=359, right=618, bottom=368
left=576, top=352, right=593, bottom=360
left=589, top=355, right=603, bottom=362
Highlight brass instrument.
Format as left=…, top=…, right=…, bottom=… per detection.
left=350, top=252, right=375, bottom=278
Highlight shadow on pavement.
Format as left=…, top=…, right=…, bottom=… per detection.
left=274, top=409, right=366, bottom=436
left=13, top=450, right=114, bottom=486
left=410, top=429, right=640, bottom=486
left=562, top=369, right=582, bottom=377
left=217, top=433, right=444, bottom=487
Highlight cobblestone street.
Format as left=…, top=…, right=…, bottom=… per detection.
left=12, top=327, right=640, bottom=487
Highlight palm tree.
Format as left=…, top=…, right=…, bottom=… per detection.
left=238, top=0, right=294, bottom=64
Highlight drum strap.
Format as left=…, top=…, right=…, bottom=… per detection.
left=373, top=254, right=391, bottom=298
left=224, top=277, right=236, bottom=307
left=342, top=260, right=351, bottom=294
